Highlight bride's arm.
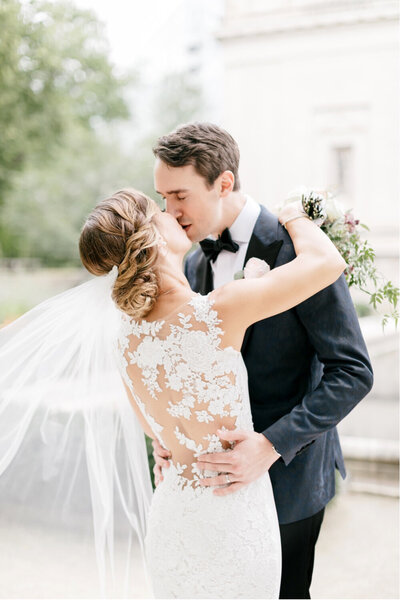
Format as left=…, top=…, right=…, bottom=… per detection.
left=212, top=208, right=346, bottom=332
left=122, top=380, right=156, bottom=440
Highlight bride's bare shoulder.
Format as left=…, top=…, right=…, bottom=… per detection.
left=208, top=282, right=249, bottom=350
left=208, top=279, right=249, bottom=315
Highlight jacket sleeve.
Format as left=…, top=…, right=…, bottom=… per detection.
left=262, top=272, right=374, bottom=466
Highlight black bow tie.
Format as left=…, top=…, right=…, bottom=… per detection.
left=199, top=228, right=239, bottom=263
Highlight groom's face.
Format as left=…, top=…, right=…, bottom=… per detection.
left=154, top=158, right=224, bottom=243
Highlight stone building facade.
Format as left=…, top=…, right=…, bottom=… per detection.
left=219, top=0, right=399, bottom=281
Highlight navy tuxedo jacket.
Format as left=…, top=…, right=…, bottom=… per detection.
left=185, top=205, right=373, bottom=524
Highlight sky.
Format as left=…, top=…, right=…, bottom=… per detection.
left=68, top=0, right=225, bottom=129
left=71, top=0, right=189, bottom=76
left=65, top=0, right=195, bottom=140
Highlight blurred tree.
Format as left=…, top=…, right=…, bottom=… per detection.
left=128, top=71, right=204, bottom=200
left=0, top=0, right=130, bottom=201
left=152, top=71, right=204, bottom=134
left=1, top=71, right=204, bottom=265
left=1, top=124, right=135, bottom=265
left=0, top=0, right=204, bottom=265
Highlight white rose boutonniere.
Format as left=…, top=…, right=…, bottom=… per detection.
left=244, top=257, right=270, bottom=279
left=234, top=257, right=270, bottom=280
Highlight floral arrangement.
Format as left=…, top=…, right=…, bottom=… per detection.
left=284, top=189, right=399, bottom=328
left=235, top=189, right=398, bottom=328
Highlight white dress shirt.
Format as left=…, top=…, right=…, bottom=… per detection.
left=211, top=195, right=261, bottom=289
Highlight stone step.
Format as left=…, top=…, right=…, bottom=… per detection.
left=340, top=436, right=399, bottom=497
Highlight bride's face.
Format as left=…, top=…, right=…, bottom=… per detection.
left=152, top=205, right=192, bottom=256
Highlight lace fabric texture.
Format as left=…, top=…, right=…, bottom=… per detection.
left=117, top=294, right=281, bottom=599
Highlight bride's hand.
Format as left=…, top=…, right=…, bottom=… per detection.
left=152, top=438, right=171, bottom=486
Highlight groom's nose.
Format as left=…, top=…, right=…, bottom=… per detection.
left=166, top=200, right=182, bottom=219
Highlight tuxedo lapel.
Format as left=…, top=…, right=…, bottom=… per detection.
left=241, top=206, right=283, bottom=354
left=195, top=251, right=214, bottom=295
left=243, top=206, right=283, bottom=269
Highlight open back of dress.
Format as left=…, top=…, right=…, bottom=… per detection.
left=117, top=293, right=254, bottom=490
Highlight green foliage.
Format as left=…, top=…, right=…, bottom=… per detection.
left=320, top=207, right=399, bottom=329
left=354, top=302, right=374, bottom=318
left=0, top=1, right=205, bottom=266
left=0, top=0, right=131, bottom=199
left=0, top=69, right=204, bottom=264
left=0, top=123, right=136, bottom=264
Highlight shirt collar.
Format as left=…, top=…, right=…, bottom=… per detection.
left=228, top=195, right=261, bottom=243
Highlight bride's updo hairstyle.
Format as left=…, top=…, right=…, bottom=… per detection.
left=79, top=188, right=160, bottom=319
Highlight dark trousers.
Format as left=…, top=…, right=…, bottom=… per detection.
left=278, top=507, right=325, bottom=599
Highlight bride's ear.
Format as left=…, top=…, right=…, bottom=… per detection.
left=219, top=171, right=235, bottom=197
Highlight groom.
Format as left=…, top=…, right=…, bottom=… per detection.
left=152, top=122, right=373, bottom=599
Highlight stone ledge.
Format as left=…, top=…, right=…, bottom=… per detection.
left=341, top=435, right=399, bottom=463
left=219, top=3, right=399, bottom=40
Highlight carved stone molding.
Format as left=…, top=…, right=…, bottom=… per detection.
left=219, top=0, right=399, bottom=40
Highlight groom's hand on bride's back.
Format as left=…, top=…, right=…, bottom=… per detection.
left=152, top=438, right=172, bottom=486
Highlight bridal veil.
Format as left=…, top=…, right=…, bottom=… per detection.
left=0, top=267, right=153, bottom=598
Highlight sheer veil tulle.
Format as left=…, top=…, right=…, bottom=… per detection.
left=0, top=266, right=154, bottom=598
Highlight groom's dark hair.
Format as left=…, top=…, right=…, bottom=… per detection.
left=153, top=122, right=241, bottom=191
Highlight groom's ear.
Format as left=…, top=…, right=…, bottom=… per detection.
left=219, top=170, right=235, bottom=197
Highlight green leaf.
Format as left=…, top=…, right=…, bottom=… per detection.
left=234, top=270, right=244, bottom=280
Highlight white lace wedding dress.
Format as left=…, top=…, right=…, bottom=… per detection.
left=117, top=293, right=281, bottom=599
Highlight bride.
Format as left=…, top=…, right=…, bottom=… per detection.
left=0, top=188, right=345, bottom=599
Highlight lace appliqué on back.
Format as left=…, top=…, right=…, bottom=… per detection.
left=117, top=295, right=250, bottom=493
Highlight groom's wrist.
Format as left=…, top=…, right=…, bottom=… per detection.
left=261, top=430, right=285, bottom=462
left=270, top=442, right=281, bottom=458
left=259, top=433, right=282, bottom=466
left=268, top=439, right=282, bottom=461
